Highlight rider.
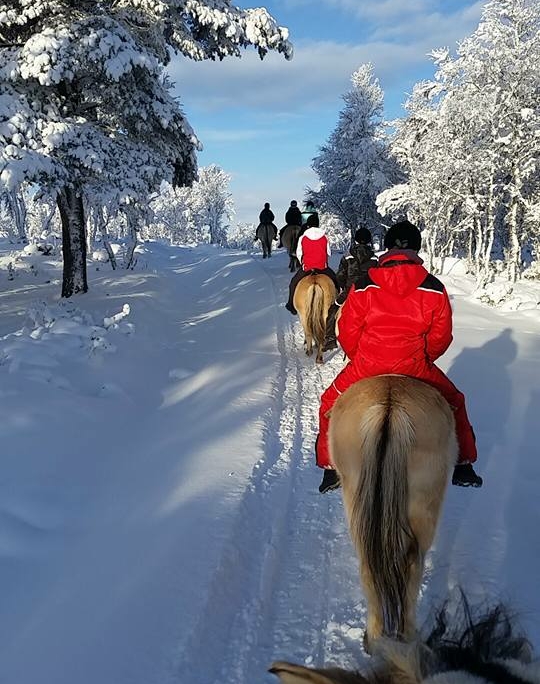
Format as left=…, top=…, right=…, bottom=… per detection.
left=316, top=219, right=483, bottom=493
left=259, top=202, right=275, bottom=225
left=300, top=200, right=319, bottom=233
left=278, top=200, right=303, bottom=247
left=256, top=202, right=277, bottom=243
left=285, top=214, right=338, bottom=314
left=323, top=226, right=378, bottom=351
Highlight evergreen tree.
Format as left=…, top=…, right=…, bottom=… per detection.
left=310, top=63, right=397, bottom=242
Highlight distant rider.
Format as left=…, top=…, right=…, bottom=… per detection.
left=278, top=200, right=303, bottom=247
left=285, top=214, right=337, bottom=315
left=323, top=227, right=378, bottom=351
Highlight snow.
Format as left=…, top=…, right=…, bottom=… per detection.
left=0, top=240, right=539, bottom=684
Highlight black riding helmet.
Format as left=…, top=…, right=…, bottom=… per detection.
left=354, top=227, right=372, bottom=245
left=383, top=220, right=422, bottom=251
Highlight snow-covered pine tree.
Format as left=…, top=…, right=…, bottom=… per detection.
left=310, top=64, right=398, bottom=244
left=0, top=1, right=291, bottom=296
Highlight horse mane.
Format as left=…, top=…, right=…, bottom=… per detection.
left=374, top=592, right=534, bottom=684
left=422, top=592, right=532, bottom=676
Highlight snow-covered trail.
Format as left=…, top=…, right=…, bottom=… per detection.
left=176, top=250, right=540, bottom=684
left=1, top=243, right=539, bottom=684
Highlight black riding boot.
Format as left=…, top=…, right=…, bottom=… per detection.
left=452, top=463, right=483, bottom=487
left=319, top=469, right=340, bottom=493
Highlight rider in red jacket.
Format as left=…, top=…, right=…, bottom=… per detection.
left=285, top=215, right=337, bottom=314
left=317, top=220, right=483, bottom=493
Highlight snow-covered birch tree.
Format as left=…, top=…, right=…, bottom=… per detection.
left=309, top=64, right=399, bottom=243
left=0, top=1, right=292, bottom=297
left=190, top=164, right=234, bottom=246
left=381, top=0, right=540, bottom=285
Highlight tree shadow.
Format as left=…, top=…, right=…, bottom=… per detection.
left=423, top=328, right=518, bottom=611
left=448, top=327, right=517, bottom=459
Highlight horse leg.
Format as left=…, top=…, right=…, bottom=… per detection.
left=361, top=564, right=384, bottom=651
left=316, top=339, right=324, bottom=364
left=303, top=319, right=313, bottom=356
left=403, top=505, right=439, bottom=639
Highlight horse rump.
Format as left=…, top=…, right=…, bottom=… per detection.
left=293, top=274, right=336, bottom=363
left=329, top=375, right=457, bottom=643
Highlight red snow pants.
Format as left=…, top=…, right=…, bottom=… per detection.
left=316, top=360, right=477, bottom=469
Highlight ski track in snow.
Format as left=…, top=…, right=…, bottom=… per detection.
left=177, top=254, right=370, bottom=683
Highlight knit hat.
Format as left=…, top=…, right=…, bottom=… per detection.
left=383, top=220, right=421, bottom=251
left=354, top=227, right=372, bottom=245
left=290, top=200, right=297, bottom=206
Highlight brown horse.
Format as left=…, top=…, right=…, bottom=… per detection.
left=293, top=274, right=336, bottom=364
left=328, top=375, right=456, bottom=649
left=281, top=224, right=301, bottom=272
left=271, top=595, right=538, bottom=684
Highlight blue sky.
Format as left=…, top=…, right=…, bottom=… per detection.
left=168, top=0, right=484, bottom=226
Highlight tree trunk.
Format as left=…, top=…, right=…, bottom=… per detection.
left=57, top=186, right=88, bottom=298
left=123, top=207, right=138, bottom=270
left=7, top=189, right=27, bottom=242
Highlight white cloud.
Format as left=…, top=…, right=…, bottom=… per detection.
left=169, top=3, right=483, bottom=115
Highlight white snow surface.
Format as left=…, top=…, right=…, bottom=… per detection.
left=0, top=241, right=539, bottom=684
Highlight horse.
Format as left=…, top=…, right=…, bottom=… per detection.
left=293, top=273, right=336, bottom=364
left=281, top=224, right=301, bottom=272
left=330, top=375, right=457, bottom=648
left=255, top=222, right=277, bottom=258
left=270, top=594, right=538, bottom=684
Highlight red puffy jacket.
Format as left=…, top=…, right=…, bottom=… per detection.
left=296, top=227, right=330, bottom=271
left=338, top=250, right=453, bottom=371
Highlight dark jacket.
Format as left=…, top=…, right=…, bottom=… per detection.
left=285, top=206, right=302, bottom=226
left=259, top=208, right=275, bottom=224
left=336, top=244, right=378, bottom=299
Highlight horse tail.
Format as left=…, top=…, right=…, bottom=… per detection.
left=349, top=396, right=418, bottom=637
left=305, top=283, right=326, bottom=346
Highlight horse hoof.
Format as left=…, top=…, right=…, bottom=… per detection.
left=316, top=357, right=324, bottom=365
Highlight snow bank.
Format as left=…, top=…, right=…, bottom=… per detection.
left=0, top=301, right=134, bottom=384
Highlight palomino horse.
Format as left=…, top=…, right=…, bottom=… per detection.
left=271, top=594, right=538, bottom=683
left=255, top=222, right=276, bottom=258
left=281, top=224, right=301, bottom=272
left=328, top=375, right=456, bottom=649
left=293, top=273, right=336, bottom=364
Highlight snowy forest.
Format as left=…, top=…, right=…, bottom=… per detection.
left=1, top=0, right=539, bottom=296
left=1, top=1, right=540, bottom=684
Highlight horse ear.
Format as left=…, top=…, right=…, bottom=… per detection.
left=269, top=660, right=366, bottom=684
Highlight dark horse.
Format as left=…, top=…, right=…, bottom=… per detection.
left=255, top=223, right=277, bottom=258
left=281, top=224, right=301, bottom=272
